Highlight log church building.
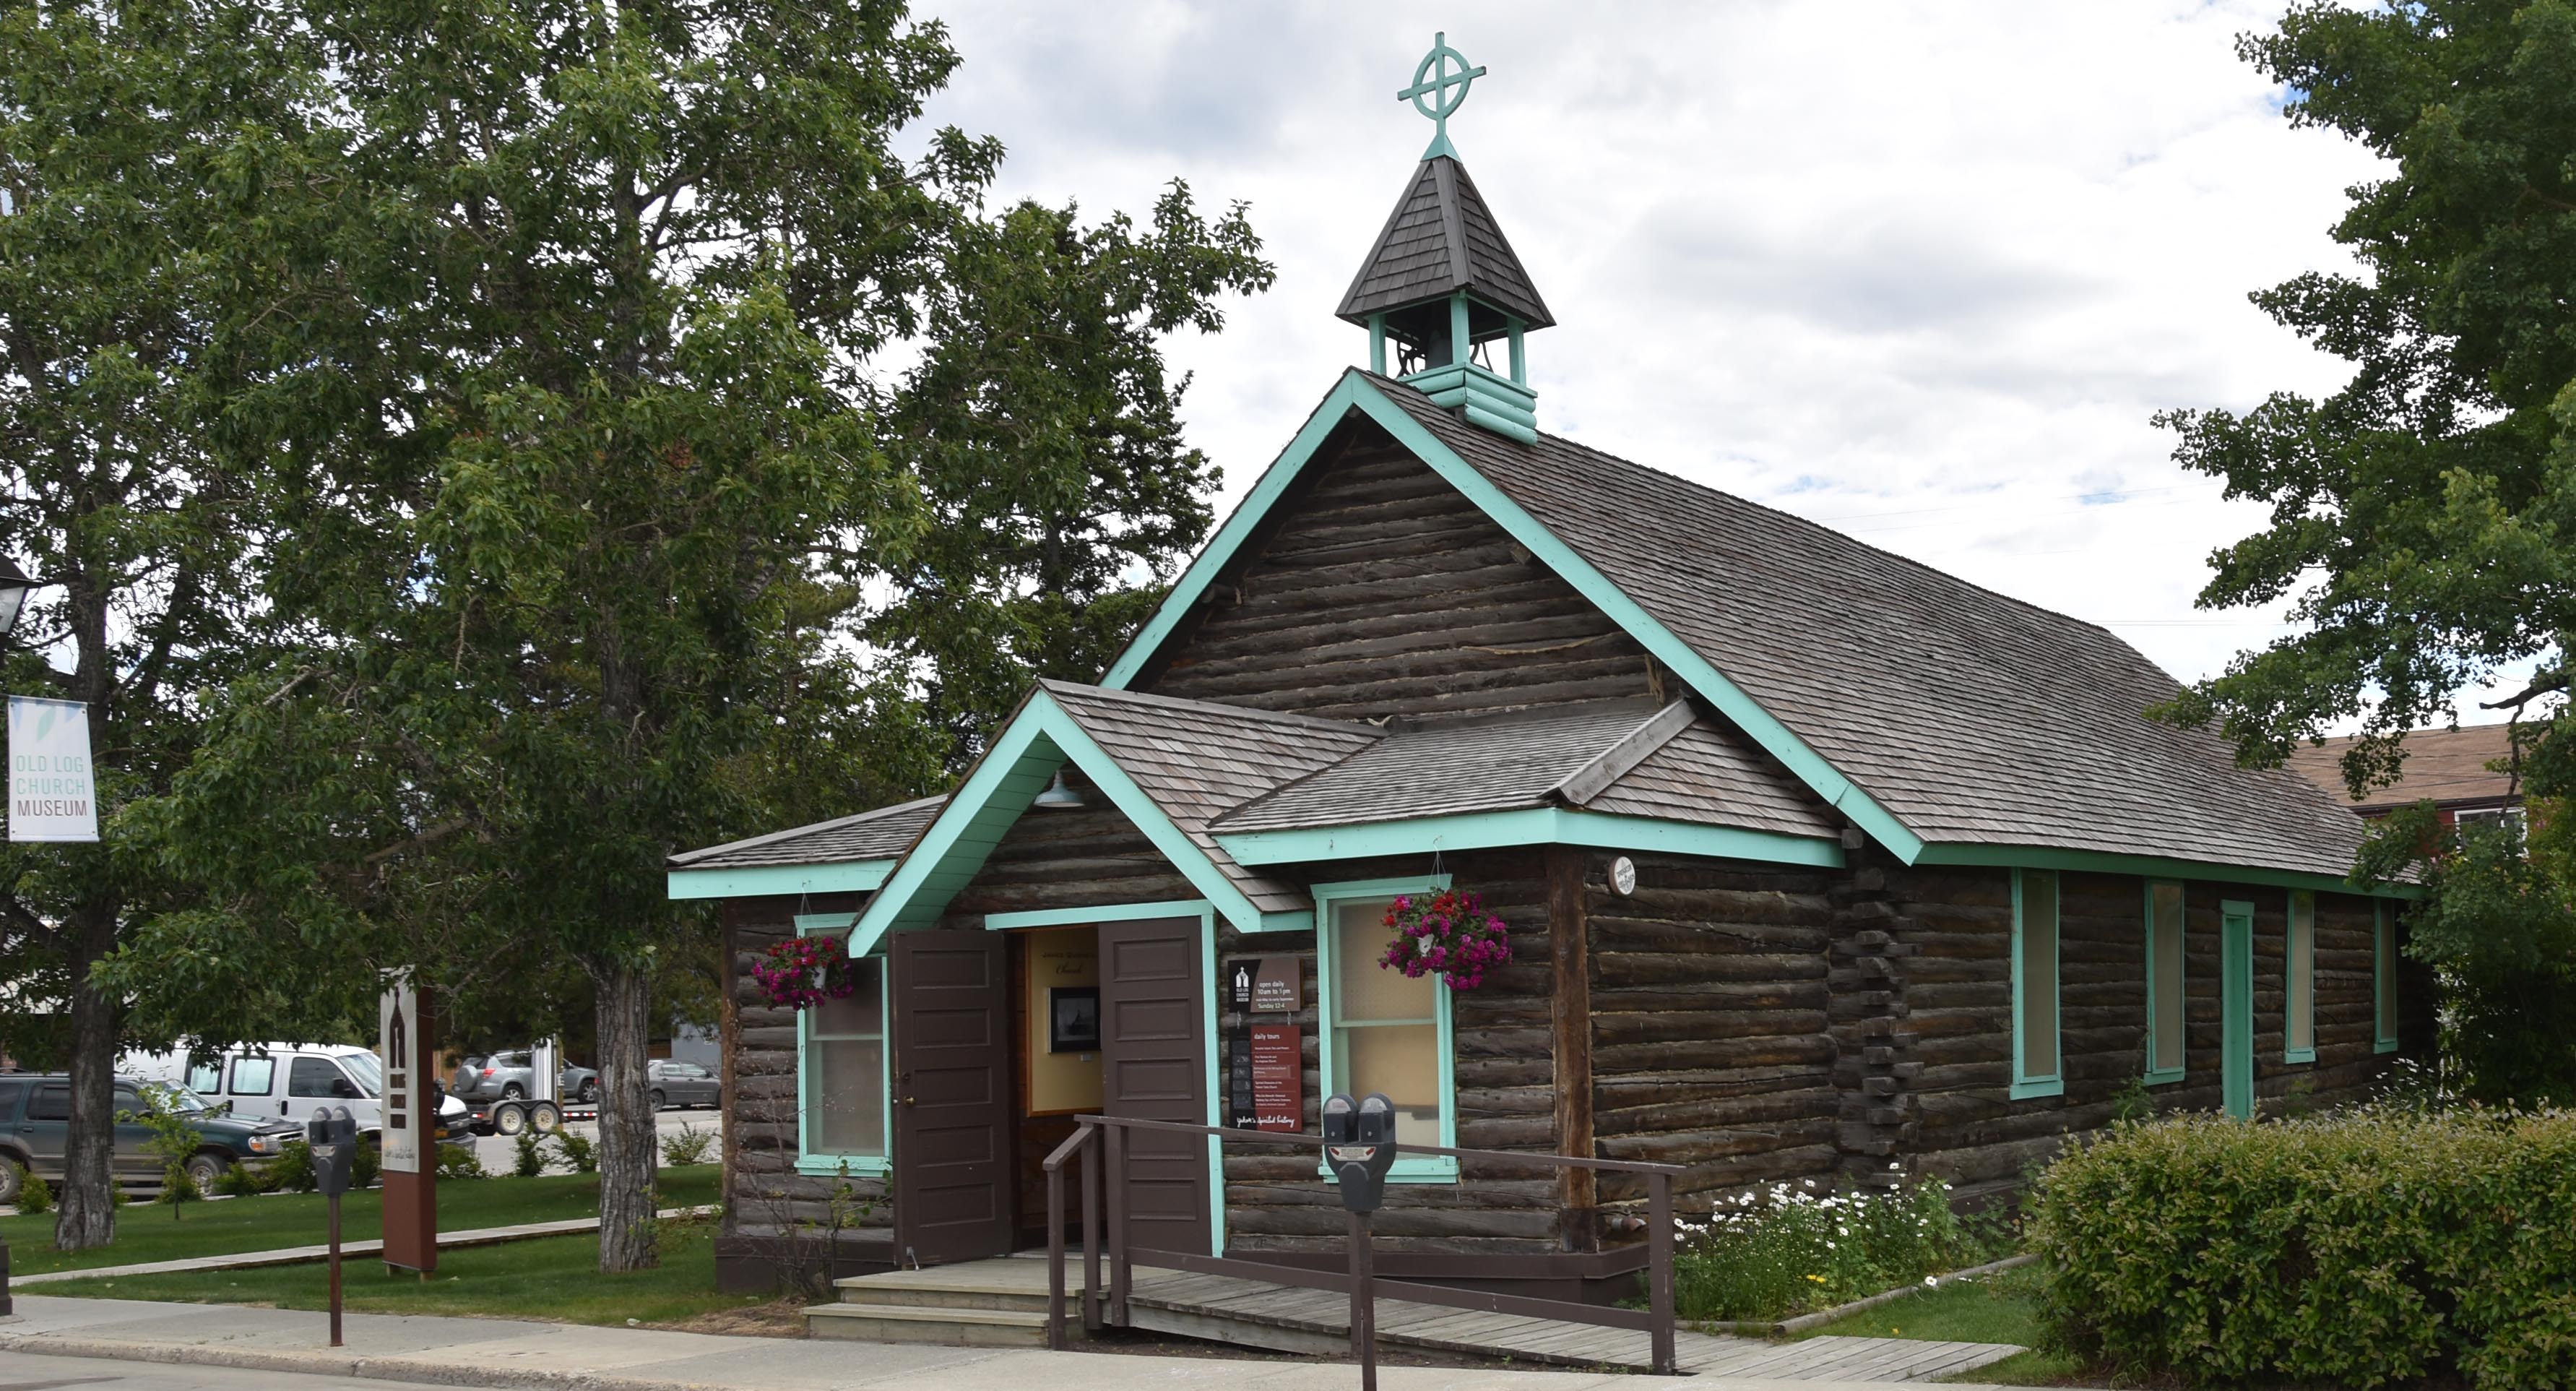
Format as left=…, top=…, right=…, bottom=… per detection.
left=669, top=45, right=2426, bottom=1308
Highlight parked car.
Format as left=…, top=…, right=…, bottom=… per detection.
left=451, top=1051, right=600, bottom=1105
left=121, top=1042, right=473, bottom=1140
left=0, top=1073, right=302, bottom=1202
left=645, top=1059, right=721, bottom=1111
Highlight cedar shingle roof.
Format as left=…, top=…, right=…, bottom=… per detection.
left=1216, top=699, right=1660, bottom=832
left=1362, top=374, right=2368, bottom=877
left=1038, top=681, right=1378, bottom=915
left=666, top=795, right=946, bottom=870
left=2286, top=723, right=2521, bottom=811
left=1583, top=719, right=1844, bottom=839
left=1336, top=157, right=1553, bottom=329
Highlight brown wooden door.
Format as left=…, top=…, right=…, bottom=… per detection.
left=891, top=929, right=1014, bottom=1266
left=1099, top=916, right=1212, bottom=1258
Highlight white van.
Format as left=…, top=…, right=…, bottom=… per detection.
left=121, top=1043, right=468, bottom=1138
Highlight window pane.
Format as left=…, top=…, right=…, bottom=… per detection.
left=232, top=1057, right=275, bottom=1095
left=1336, top=899, right=1435, bottom=1024
left=2151, top=883, right=2185, bottom=1073
left=187, top=1063, right=222, bottom=1094
left=1337, top=1021, right=1442, bottom=1145
left=811, top=1038, right=885, bottom=1155
left=2019, top=871, right=2059, bottom=1080
left=28, top=1085, right=69, bottom=1121
left=0, top=1080, right=22, bottom=1116
left=289, top=1057, right=342, bottom=1097
left=812, top=955, right=882, bottom=1039
left=2288, top=895, right=2315, bottom=1053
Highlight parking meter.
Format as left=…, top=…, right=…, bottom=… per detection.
left=308, top=1106, right=359, bottom=1197
left=1322, top=1092, right=1400, bottom=1214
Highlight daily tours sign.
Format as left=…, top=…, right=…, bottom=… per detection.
left=7, top=695, right=98, bottom=843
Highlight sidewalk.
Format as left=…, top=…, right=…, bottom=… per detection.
left=0, top=1293, right=2051, bottom=1391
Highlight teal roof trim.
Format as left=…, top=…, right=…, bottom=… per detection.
left=1911, top=843, right=2419, bottom=899
left=665, top=860, right=891, bottom=901
left=1101, top=371, right=1924, bottom=862
left=847, top=691, right=1300, bottom=957
left=1215, top=806, right=1843, bottom=869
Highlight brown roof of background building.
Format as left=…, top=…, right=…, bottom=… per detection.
left=2286, top=723, right=2522, bottom=811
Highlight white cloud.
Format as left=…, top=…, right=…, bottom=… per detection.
left=909, top=0, right=2466, bottom=722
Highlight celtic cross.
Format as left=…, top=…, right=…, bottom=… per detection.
left=1397, top=33, right=1485, bottom=160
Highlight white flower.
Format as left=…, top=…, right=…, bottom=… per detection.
left=1924, top=1275, right=1939, bottom=1288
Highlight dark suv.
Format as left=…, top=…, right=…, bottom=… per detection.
left=0, top=1072, right=304, bottom=1202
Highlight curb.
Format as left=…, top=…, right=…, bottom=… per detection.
left=0, top=1332, right=738, bottom=1391
left=1695, top=1253, right=2041, bottom=1338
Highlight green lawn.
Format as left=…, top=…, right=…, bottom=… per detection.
left=3, top=1166, right=719, bottom=1278
left=32, top=1223, right=771, bottom=1328
left=1796, top=1263, right=2089, bottom=1386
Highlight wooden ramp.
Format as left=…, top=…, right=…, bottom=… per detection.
left=813, top=1256, right=2026, bottom=1381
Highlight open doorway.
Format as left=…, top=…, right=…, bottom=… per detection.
left=1011, top=926, right=1103, bottom=1249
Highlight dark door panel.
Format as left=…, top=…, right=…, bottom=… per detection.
left=891, top=929, right=1014, bottom=1266
left=1099, top=916, right=1211, bottom=1259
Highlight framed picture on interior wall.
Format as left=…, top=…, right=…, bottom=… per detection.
left=1049, top=986, right=1101, bottom=1054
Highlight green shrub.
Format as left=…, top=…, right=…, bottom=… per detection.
left=2032, top=1108, right=2576, bottom=1389
left=511, top=1129, right=550, bottom=1178
left=660, top=1122, right=714, bottom=1167
left=352, top=1137, right=381, bottom=1189
left=214, top=1161, right=271, bottom=1198
left=17, top=1168, right=53, bottom=1214
left=435, top=1142, right=488, bottom=1180
left=1674, top=1172, right=1989, bottom=1322
left=122, top=1082, right=204, bottom=1219
left=550, top=1129, right=597, bottom=1175
left=267, top=1138, right=319, bottom=1193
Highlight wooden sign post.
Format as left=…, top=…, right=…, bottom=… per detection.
left=378, top=974, right=438, bottom=1277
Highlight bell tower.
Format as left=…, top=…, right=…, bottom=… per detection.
left=1336, top=34, right=1552, bottom=444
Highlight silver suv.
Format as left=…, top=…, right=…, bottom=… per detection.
left=450, top=1051, right=600, bottom=1105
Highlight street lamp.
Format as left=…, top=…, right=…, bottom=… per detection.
left=0, top=554, right=33, bottom=639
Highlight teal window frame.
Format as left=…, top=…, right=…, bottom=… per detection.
left=793, top=912, right=891, bottom=1177
left=2142, top=880, right=2186, bottom=1085
left=2284, top=892, right=2317, bottom=1064
left=2374, top=900, right=2400, bottom=1054
left=1313, top=874, right=1458, bottom=1184
left=2010, top=869, right=2065, bottom=1100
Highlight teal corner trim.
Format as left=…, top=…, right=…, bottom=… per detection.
left=1097, top=371, right=1927, bottom=866
left=1195, top=905, right=1227, bottom=1256
left=2009, top=869, right=2064, bottom=1101
left=2373, top=901, right=2401, bottom=1054
left=793, top=913, right=889, bottom=1178
left=1218, top=806, right=1841, bottom=869
left=666, top=859, right=891, bottom=901
left=1911, top=843, right=2418, bottom=900
left=984, top=899, right=1217, bottom=932
left=848, top=689, right=1281, bottom=957
left=2141, top=880, right=2185, bottom=1087
left=1313, top=874, right=1458, bottom=1184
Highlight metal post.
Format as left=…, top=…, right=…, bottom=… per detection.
left=1104, top=1121, right=1129, bottom=1327
left=1349, top=1209, right=1376, bottom=1391
left=327, top=1190, right=345, bottom=1348
left=1081, top=1126, right=1102, bottom=1330
left=1648, top=1171, right=1675, bottom=1375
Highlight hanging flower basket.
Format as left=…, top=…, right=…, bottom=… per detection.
left=1378, top=889, right=1513, bottom=990
left=751, top=934, right=861, bottom=1011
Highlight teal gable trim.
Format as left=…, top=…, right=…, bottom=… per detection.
left=1099, top=370, right=1924, bottom=862
left=666, top=859, right=891, bottom=901
left=1216, top=806, right=1842, bottom=869
left=1911, top=843, right=2415, bottom=899
left=848, top=691, right=1281, bottom=957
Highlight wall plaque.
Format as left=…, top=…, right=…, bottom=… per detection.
left=1250, top=1023, right=1302, bottom=1132
left=1251, top=957, right=1302, bottom=1013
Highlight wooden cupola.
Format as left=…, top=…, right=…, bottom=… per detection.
left=1338, top=35, right=1551, bottom=444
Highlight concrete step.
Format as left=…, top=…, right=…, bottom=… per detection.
left=803, top=1300, right=1058, bottom=1347
left=831, top=1265, right=1058, bottom=1313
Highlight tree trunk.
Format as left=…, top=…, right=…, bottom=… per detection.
left=590, top=952, right=658, bottom=1271
left=55, top=905, right=121, bottom=1252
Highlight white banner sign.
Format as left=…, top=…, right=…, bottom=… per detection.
left=8, top=696, right=98, bottom=843
left=379, top=973, right=423, bottom=1174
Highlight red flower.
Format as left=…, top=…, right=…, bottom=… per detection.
left=1379, top=890, right=1512, bottom=990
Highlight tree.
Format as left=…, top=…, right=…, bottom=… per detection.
left=121, top=0, right=1270, bottom=1274
left=2156, top=0, right=2576, bottom=1102
left=0, top=0, right=340, bottom=1250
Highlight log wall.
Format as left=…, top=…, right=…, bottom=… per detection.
left=1143, top=427, right=1661, bottom=720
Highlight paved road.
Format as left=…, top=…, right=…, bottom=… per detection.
left=459, top=1105, right=722, bottom=1172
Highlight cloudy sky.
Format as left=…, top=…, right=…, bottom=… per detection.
left=907, top=1, right=2474, bottom=722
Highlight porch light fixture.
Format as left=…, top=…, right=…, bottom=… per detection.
left=0, top=555, right=34, bottom=639
left=1032, top=770, right=1085, bottom=810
